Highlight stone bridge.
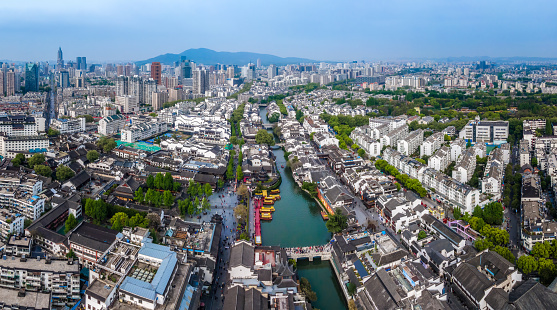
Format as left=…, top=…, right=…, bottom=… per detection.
left=284, top=244, right=332, bottom=262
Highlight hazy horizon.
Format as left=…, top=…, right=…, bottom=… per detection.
left=1, top=0, right=555, bottom=62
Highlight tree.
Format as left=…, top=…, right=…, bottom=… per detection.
left=532, top=242, right=551, bottom=259
left=47, top=128, right=60, bottom=136
left=128, top=213, right=149, bottom=228
left=193, top=197, right=200, bottom=214
left=493, top=246, right=516, bottom=264
left=347, top=282, right=357, bottom=297
left=474, top=239, right=493, bottom=251
left=483, top=202, right=504, bottom=225
left=28, top=154, right=46, bottom=167
left=300, top=277, right=317, bottom=302
left=134, top=188, right=144, bottom=203
left=154, top=173, right=164, bottom=189
left=453, top=207, right=462, bottom=220
left=66, top=249, right=77, bottom=259
left=326, top=208, right=348, bottom=234
left=84, top=199, right=108, bottom=224
left=531, top=157, right=538, bottom=167
left=538, top=258, right=557, bottom=285
left=234, top=204, right=248, bottom=224
left=517, top=255, right=538, bottom=275
left=237, top=165, right=244, bottom=181
left=163, top=172, right=173, bottom=190
left=110, top=212, right=129, bottom=231
left=34, top=164, right=52, bottom=177
left=64, top=214, right=78, bottom=234
left=11, top=153, right=26, bottom=167
left=238, top=185, right=249, bottom=199
left=472, top=205, right=484, bottom=219
left=468, top=216, right=486, bottom=231
left=418, top=230, right=427, bottom=240
left=217, top=179, right=224, bottom=189
left=255, top=129, right=275, bottom=146
left=56, top=165, right=75, bottom=181
left=98, top=136, right=117, bottom=153
left=163, top=190, right=174, bottom=207
left=86, top=150, right=99, bottom=162
left=146, top=213, right=161, bottom=228
left=201, top=197, right=211, bottom=211
left=178, top=199, right=190, bottom=216
left=146, top=174, right=155, bottom=188
left=204, top=183, right=213, bottom=197
left=188, top=203, right=196, bottom=216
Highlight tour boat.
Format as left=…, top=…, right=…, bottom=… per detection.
left=261, top=212, right=273, bottom=220
left=321, top=211, right=329, bottom=220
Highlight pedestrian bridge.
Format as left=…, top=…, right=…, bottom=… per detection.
left=284, top=244, right=332, bottom=261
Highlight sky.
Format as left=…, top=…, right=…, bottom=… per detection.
left=0, top=0, right=556, bottom=63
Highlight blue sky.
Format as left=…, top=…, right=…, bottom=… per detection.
left=0, top=0, right=555, bottom=62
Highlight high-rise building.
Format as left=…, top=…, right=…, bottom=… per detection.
left=6, top=70, right=15, bottom=96
left=24, top=63, right=39, bottom=93
left=116, top=65, right=124, bottom=76
left=0, top=63, right=7, bottom=96
left=59, top=71, right=70, bottom=88
left=268, top=64, right=278, bottom=79
left=143, top=78, right=157, bottom=107
left=193, top=68, right=209, bottom=95
left=129, top=76, right=144, bottom=104
left=116, top=75, right=129, bottom=96
left=227, top=66, right=235, bottom=79
left=151, top=62, right=161, bottom=84
left=152, top=91, right=168, bottom=111
left=76, top=57, right=87, bottom=71
left=57, top=47, right=64, bottom=70
left=181, top=59, right=192, bottom=80
left=257, top=58, right=261, bottom=68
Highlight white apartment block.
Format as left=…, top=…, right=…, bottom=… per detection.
left=350, top=128, right=382, bottom=157
left=459, top=118, right=509, bottom=144
left=452, top=149, right=476, bottom=184
left=0, top=115, right=39, bottom=136
left=381, top=124, right=409, bottom=148
left=428, top=146, right=450, bottom=171
left=99, top=114, right=126, bottom=136
left=0, top=135, right=49, bottom=157
left=420, top=132, right=444, bottom=157
left=482, top=148, right=505, bottom=195
left=121, top=121, right=169, bottom=143
left=303, top=117, right=328, bottom=134
left=0, top=213, right=24, bottom=238
left=0, top=257, right=81, bottom=306
left=116, top=95, right=139, bottom=114
left=369, top=118, right=406, bottom=131
left=50, top=117, right=86, bottom=134
left=0, top=189, right=45, bottom=221
left=397, top=129, right=423, bottom=156
left=450, top=138, right=467, bottom=162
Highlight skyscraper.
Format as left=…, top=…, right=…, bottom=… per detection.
left=0, top=63, right=6, bottom=96
left=151, top=62, right=161, bottom=85
left=227, top=66, right=235, bottom=79
left=268, top=64, right=278, bottom=79
left=76, top=57, right=87, bottom=71
left=57, top=47, right=64, bottom=70
left=6, top=70, right=16, bottom=96
left=24, top=63, right=39, bottom=93
left=59, top=71, right=70, bottom=88
left=257, top=58, right=261, bottom=68
left=193, top=68, right=209, bottom=95
left=181, top=59, right=192, bottom=79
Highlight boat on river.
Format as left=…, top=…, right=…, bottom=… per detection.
left=321, top=211, right=329, bottom=220
left=261, top=206, right=275, bottom=212
left=261, top=212, right=273, bottom=220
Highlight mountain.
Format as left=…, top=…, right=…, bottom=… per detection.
left=136, top=48, right=318, bottom=66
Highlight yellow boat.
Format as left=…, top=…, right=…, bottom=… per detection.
left=270, top=189, right=280, bottom=194
left=263, top=199, right=274, bottom=205
left=261, top=206, right=275, bottom=212
left=261, top=212, right=273, bottom=220
left=269, top=194, right=281, bottom=200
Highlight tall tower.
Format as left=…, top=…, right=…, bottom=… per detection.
left=193, top=68, right=209, bottom=95
left=57, top=47, right=64, bottom=70
left=151, top=62, right=161, bottom=85
left=24, top=63, right=39, bottom=93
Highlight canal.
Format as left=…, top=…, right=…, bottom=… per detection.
left=259, top=107, right=347, bottom=310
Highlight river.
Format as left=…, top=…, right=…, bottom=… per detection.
left=259, top=107, right=347, bottom=310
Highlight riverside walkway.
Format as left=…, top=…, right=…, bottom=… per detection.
left=284, top=244, right=333, bottom=261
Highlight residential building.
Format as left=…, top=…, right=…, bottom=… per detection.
left=450, top=138, right=467, bottom=162
left=151, top=62, right=161, bottom=84
left=452, top=149, right=476, bottom=184
left=459, top=117, right=509, bottom=144
left=116, top=95, right=139, bottom=114
left=420, top=132, right=444, bottom=157
left=381, top=124, right=409, bottom=148
left=482, top=148, right=505, bottom=195
left=50, top=117, right=86, bottom=134
left=152, top=91, right=168, bottom=111
left=121, top=121, right=169, bottom=143
left=0, top=115, right=39, bottom=136
left=428, top=145, right=450, bottom=172
left=303, top=117, right=328, bottom=134
left=98, top=114, right=126, bottom=136
left=397, top=129, right=423, bottom=156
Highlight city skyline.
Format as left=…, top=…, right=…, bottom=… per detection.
left=0, top=0, right=556, bottom=62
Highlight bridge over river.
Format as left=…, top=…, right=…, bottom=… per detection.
left=284, top=244, right=333, bottom=261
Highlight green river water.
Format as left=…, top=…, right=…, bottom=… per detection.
left=260, top=107, right=347, bottom=310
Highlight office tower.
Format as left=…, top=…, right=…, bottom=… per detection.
left=257, top=59, right=261, bottom=68
left=59, top=71, right=70, bottom=88
left=125, top=64, right=133, bottom=76
left=268, top=64, right=278, bottom=79
left=116, top=65, right=124, bottom=76
left=116, top=76, right=129, bottom=96
left=6, top=70, right=15, bottom=96
left=192, top=68, right=209, bottom=95
left=143, top=78, right=157, bottom=107
left=24, top=63, right=39, bottom=93
left=57, top=47, right=64, bottom=70
left=76, top=57, right=87, bottom=71
left=181, top=59, right=192, bottom=79
left=129, top=76, right=144, bottom=104
left=151, top=62, right=161, bottom=84
left=75, top=70, right=85, bottom=88
left=227, top=66, right=235, bottom=79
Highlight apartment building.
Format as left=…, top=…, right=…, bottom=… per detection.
left=0, top=134, right=49, bottom=157
left=397, top=129, right=423, bottom=156
left=521, top=173, right=557, bottom=251
left=482, top=148, right=504, bottom=195
left=121, top=121, right=168, bottom=143
left=428, top=146, right=450, bottom=171
left=420, top=132, right=444, bottom=157
left=459, top=117, right=509, bottom=144
left=350, top=127, right=381, bottom=157
left=452, top=149, right=476, bottom=184
left=50, top=117, right=86, bottom=134
left=450, top=138, right=467, bottom=162
left=0, top=212, right=24, bottom=239
left=0, top=188, right=45, bottom=221
left=0, top=115, right=39, bottom=136
left=0, top=257, right=81, bottom=307
left=98, top=114, right=126, bottom=135
left=381, top=124, right=409, bottom=148
left=303, top=117, right=328, bottom=134
left=116, top=95, right=139, bottom=114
